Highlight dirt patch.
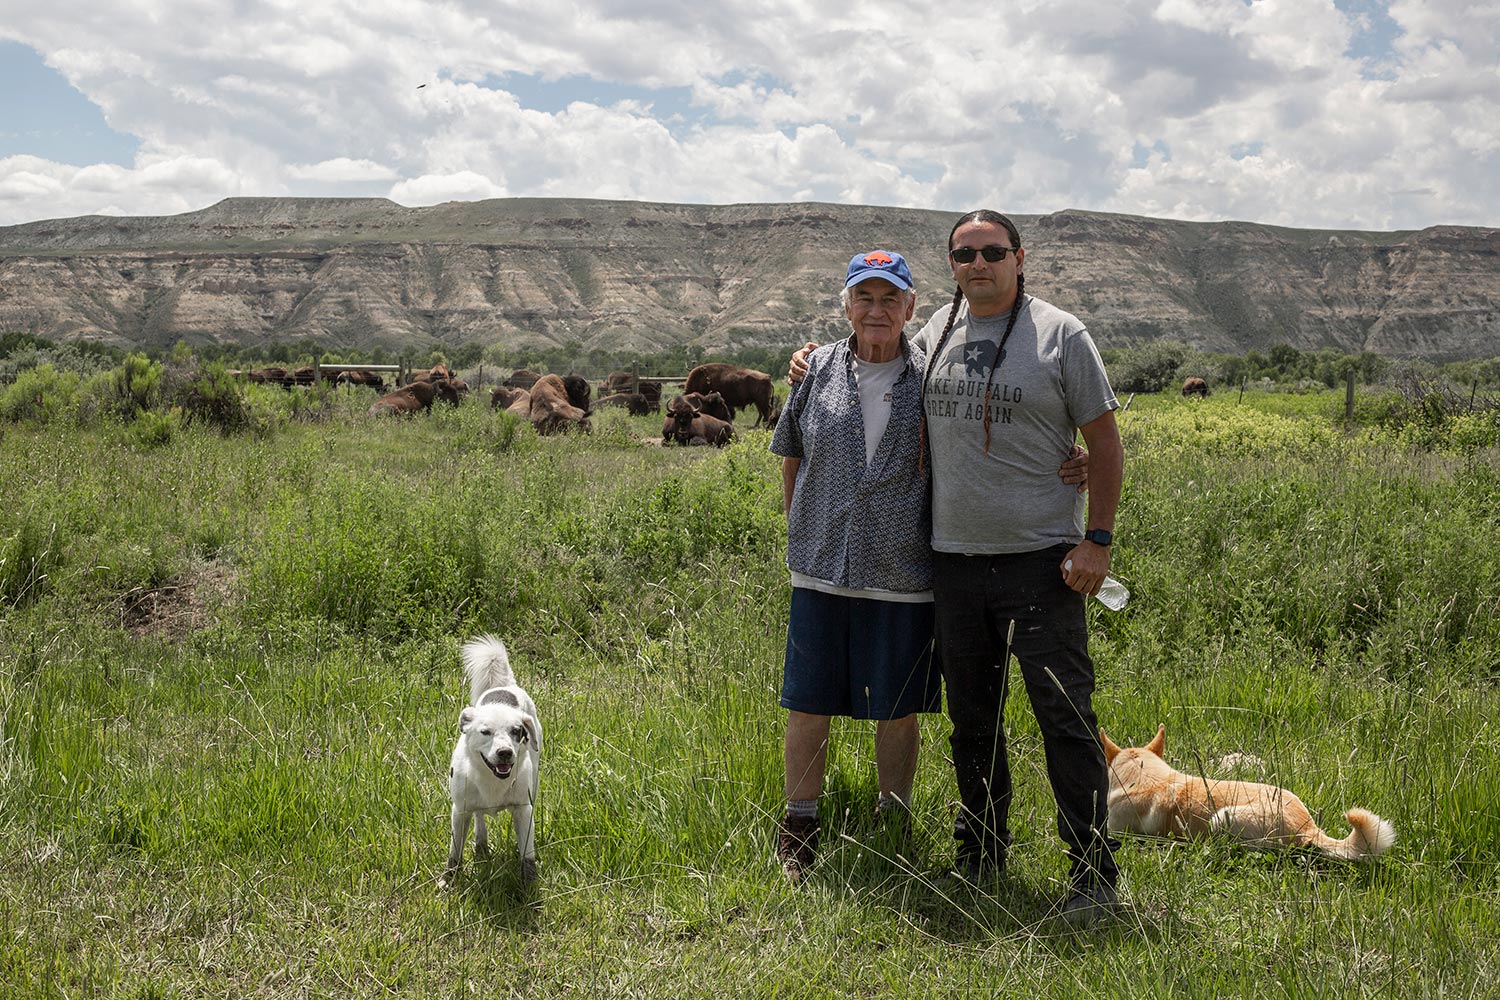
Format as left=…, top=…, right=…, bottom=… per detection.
left=120, top=560, right=239, bottom=640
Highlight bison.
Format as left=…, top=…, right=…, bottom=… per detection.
left=668, top=391, right=732, bottom=423
left=684, top=363, right=774, bottom=426
left=246, top=366, right=290, bottom=387
left=662, top=394, right=734, bottom=447
left=503, top=368, right=543, bottom=390
left=598, top=370, right=637, bottom=396
left=528, top=374, right=591, bottom=435
left=331, top=369, right=386, bottom=389
left=561, top=374, right=592, bottom=412
left=408, top=363, right=455, bottom=384
left=1181, top=377, right=1211, bottom=397
left=368, top=378, right=463, bottom=415
left=596, top=392, right=654, bottom=416
left=490, top=386, right=530, bottom=410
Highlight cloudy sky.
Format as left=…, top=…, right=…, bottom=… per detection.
left=1, top=0, right=1497, bottom=231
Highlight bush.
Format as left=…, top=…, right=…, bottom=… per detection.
left=0, top=364, right=81, bottom=424
left=110, top=353, right=163, bottom=418
left=1109, top=340, right=1190, bottom=393
left=166, top=361, right=254, bottom=433
left=128, top=408, right=180, bottom=449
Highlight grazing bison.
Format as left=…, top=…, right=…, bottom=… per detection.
left=662, top=394, right=734, bottom=447
left=637, top=381, right=662, bottom=406
left=596, top=392, right=654, bottom=416
left=331, top=369, right=386, bottom=389
left=684, top=363, right=774, bottom=426
left=528, top=375, right=591, bottom=435
left=766, top=403, right=783, bottom=430
left=503, top=368, right=543, bottom=390
left=246, top=366, right=290, bottom=387
left=1181, top=377, right=1211, bottom=397
left=289, top=365, right=318, bottom=386
left=670, top=391, right=731, bottom=423
left=368, top=378, right=463, bottom=415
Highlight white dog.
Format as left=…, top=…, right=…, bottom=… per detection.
left=441, top=636, right=542, bottom=887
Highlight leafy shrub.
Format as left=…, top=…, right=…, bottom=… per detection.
left=166, top=362, right=254, bottom=433
left=128, top=408, right=180, bottom=449
left=1109, top=340, right=1190, bottom=393
left=110, top=353, right=163, bottom=418
left=0, top=364, right=81, bottom=424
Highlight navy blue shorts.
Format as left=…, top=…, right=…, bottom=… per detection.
left=781, top=587, right=942, bottom=719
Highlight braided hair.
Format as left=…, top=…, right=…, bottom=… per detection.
left=919, top=211, right=1028, bottom=466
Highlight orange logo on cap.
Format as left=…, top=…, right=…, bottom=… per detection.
left=863, top=252, right=894, bottom=266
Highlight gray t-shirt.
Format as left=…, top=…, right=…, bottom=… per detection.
left=913, top=295, right=1117, bottom=554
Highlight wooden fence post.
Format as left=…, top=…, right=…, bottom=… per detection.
left=1345, top=369, right=1356, bottom=427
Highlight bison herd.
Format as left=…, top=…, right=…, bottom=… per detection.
left=474, top=364, right=777, bottom=445
left=239, top=361, right=778, bottom=445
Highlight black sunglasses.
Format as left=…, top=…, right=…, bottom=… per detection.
left=949, top=245, right=1018, bottom=264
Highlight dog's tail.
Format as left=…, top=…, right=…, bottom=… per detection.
left=460, top=635, right=516, bottom=703
left=1311, top=807, right=1397, bottom=861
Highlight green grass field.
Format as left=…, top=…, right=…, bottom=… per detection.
left=2, top=389, right=1498, bottom=998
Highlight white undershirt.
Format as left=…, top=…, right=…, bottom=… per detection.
left=852, top=352, right=904, bottom=466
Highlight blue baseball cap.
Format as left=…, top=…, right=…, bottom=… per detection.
left=845, top=250, right=913, bottom=290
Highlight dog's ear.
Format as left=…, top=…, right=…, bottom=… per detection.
left=459, top=707, right=477, bottom=732
left=1146, top=723, right=1166, bottom=757
left=521, top=714, right=542, bottom=753
left=1099, top=727, right=1122, bottom=763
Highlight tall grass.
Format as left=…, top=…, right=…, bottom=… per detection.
left=1, top=389, right=1497, bottom=998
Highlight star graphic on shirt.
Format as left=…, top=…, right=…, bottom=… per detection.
left=964, top=340, right=999, bottom=375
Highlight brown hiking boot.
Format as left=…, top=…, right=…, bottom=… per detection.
left=776, top=813, right=820, bottom=884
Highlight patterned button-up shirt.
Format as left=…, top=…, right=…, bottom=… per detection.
left=770, top=334, right=932, bottom=595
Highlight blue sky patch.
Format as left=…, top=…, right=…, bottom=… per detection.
left=478, top=69, right=783, bottom=135
left=1131, top=140, right=1171, bottom=168
left=1335, top=0, right=1403, bottom=78
left=0, top=41, right=140, bottom=165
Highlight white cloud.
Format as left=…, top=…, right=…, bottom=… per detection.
left=0, top=1, right=1497, bottom=230
left=0, top=153, right=245, bottom=223
left=287, top=158, right=400, bottom=182
left=390, top=170, right=506, bottom=205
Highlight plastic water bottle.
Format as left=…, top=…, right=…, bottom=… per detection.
left=1094, top=576, right=1130, bottom=611
left=1064, top=560, right=1130, bottom=611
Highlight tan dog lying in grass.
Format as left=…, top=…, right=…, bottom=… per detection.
left=1100, top=724, right=1396, bottom=861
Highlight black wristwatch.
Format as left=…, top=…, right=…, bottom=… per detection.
left=1083, top=529, right=1113, bottom=547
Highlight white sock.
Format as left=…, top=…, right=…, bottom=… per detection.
left=786, top=798, right=818, bottom=819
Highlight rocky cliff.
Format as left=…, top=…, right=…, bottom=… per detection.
left=1, top=197, right=1496, bottom=360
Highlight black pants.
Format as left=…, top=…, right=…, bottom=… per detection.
left=933, top=546, right=1118, bottom=885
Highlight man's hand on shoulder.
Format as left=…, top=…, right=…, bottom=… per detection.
left=788, top=342, right=819, bottom=385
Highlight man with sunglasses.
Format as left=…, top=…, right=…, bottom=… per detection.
left=788, top=210, right=1123, bottom=924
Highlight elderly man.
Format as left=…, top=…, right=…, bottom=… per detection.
left=769, top=250, right=941, bottom=883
